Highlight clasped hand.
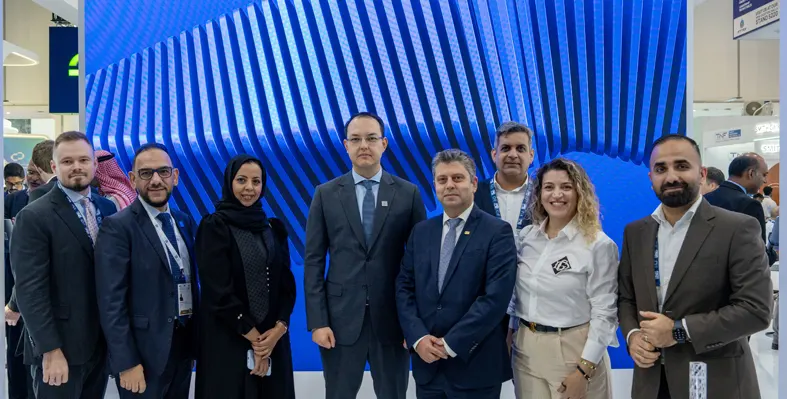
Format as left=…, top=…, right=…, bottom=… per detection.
left=251, top=324, right=286, bottom=358
left=415, top=335, right=448, bottom=364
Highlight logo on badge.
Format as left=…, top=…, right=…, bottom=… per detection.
left=551, top=256, right=572, bottom=275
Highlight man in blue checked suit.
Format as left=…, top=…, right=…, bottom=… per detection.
left=396, top=149, right=518, bottom=398
left=95, top=143, right=199, bottom=399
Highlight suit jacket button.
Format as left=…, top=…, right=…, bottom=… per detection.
left=167, top=317, right=173, bottom=323
left=437, top=305, right=442, bottom=310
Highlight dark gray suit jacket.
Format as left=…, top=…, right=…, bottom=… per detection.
left=10, top=185, right=117, bottom=365
left=27, top=177, right=58, bottom=203
left=618, top=200, right=772, bottom=399
left=304, top=171, right=426, bottom=346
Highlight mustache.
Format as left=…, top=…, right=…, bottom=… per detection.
left=660, top=181, right=688, bottom=192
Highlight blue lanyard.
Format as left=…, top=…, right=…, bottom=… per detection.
left=489, top=177, right=531, bottom=230
left=653, top=227, right=661, bottom=289
left=59, top=184, right=103, bottom=238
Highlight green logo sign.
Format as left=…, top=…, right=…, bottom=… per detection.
left=68, top=54, right=78, bottom=77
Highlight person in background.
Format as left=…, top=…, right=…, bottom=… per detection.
left=769, top=215, right=780, bottom=350
left=704, top=153, right=768, bottom=242
left=196, top=155, right=296, bottom=399
left=5, top=163, right=25, bottom=194
left=475, top=121, right=535, bottom=234
left=6, top=142, right=53, bottom=220
left=699, top=166, right=724, bottom=195
left=27, top=140, right=59, bottom=203
left=754, top=193, right=765, bottom=203
left=618, top=135, right=771, bottom=399
left=11, top=131, right=117, bottom=399
left=95, top=143, right=198, bottom=398
left=304, top=113, right=426, bottom=399
left=94, top=150, right=137, bottom=211
left=762, top=186, right=778, bottom=220
left=508, top=158, right=618, bottom=399
left=396, top=149, right=517, bottom=398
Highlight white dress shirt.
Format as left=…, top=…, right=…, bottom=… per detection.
left=140, top=199, right=191, bottom=278
left=59, top=182, right=97, bottom=222
left=492, top=173, right=529, bottom=233
left=413, top=203, right=475, bottom=358
left=763, top=196, right=777, bottom=219
left=625, top=195, right=703, bottom=344
left=507, top=219, right=620, bottom=364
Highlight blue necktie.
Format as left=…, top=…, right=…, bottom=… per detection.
left=360, top=180, right=377, bottom=244
left=438, top=218, right=461, bottom=293
left=156, top=213, right=188, bottom=324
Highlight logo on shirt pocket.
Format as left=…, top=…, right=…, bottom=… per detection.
left=551, top=256, right=572, bottom=275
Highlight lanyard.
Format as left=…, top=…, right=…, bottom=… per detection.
left=653, top=226, right=662, bottom=310
left=153, top=217, right=189, bottom=279
left=59, top=184, right=103, bottom=239
left=489, top=177, right=531, bottom=230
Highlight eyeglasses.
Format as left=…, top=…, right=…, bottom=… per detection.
left=137, top=167, right=173, bottom=180
left=347, top=136, right=382, bottom=145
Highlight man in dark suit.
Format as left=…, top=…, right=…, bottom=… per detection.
left=25, top=140, right=58, bottom=204
left=396, top=149, right=517, bottom=398
left=704, top=153, right=768, bottom=242
left=619, top=135, right=772, bottom=399
left=10, top=131, right=116, bottom=399
left=304, top=112, right=427, bottom=399
left=95, top=143, right=198, bottom=398
left=474, top=122, right=535, bottom=233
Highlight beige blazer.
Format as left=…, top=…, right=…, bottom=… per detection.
left=618, top=199, right=772, bottom=399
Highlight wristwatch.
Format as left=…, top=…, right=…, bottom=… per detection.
left=673, top=319, right=689, bottom=344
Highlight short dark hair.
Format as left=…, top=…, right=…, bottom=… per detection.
left=494, top=121, right=533, bottom=147
left=344, top=112, right=385, bottom=138
left=55, top=131, right=92, bottom=149
left=705, top=166, right=725, bottom=186
left=754, top=193, right=764, bottom=200
left=30, top=140, right=54, bottom=173
left=649, top=134, right=702, bottom=166
left=4, top=163, right=24, bottom=179
left=727, top=155, right=760, bottom=178
left=133, top=143, right=170, bottom=170
left=764, top=186, right=773, bottom=196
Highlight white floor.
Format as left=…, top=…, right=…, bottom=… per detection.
left=99, top=329, right=777, bottom=398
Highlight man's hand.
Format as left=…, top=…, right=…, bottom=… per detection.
left=5, top=305, right=20, bottom=326
left=119, top=364, right=146, bottom=393
left=639, top=311, right=677, bottom=348
left=42, top=349, right=69, bottom=386
left=250, top=354, right=270, bottom=377
left=253, top=324, right=287, bottom=358
left=312, top=327, right=336, bottom=349
left=628, top=331, right=661, bottom=369
left=415, top=335, right=448, bottom=364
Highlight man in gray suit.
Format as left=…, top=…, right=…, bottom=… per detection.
left=304, top=112, right=427, bottom=399
left=618, top=135, right=772, bottom=399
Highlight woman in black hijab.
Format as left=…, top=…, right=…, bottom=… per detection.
left=195, top=155, right=295, bottom=399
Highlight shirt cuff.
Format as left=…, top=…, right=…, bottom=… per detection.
left=509, top=316, right=519, bottom=330
left=413, top=336, right=427, bottom=350
left=682, top=318, right=691, bottom=340
left=626, top=328, right=641, bottom=345
left=580, top=339, right=606, bottom=365
left=442, top=339, right=457, bottom=358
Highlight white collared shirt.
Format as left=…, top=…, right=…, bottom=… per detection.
left=352, top=168, right=383, bottom=223
left=59, top=182, right=97, bottom=223
left=139, top=199, right=190, bottom=277
left=507, top=219, right=620, bottom=364
left=493, top=173, right=529, bottom=233
left=625, top=195, right=703, bottom=344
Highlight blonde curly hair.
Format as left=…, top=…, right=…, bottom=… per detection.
left=527, top=158, right=601, bottom=241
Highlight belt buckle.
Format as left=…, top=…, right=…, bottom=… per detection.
left=528, top=322, right=536, bottom=332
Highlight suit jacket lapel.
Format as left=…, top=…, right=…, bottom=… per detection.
left=132, top=200, right=169, bottom=273
left=367, top=173, right=396, bottom=250
left=639, top=219, right=660, bottom=311
left=51, top=189, right=94, bottom=256
left=664, top=201, right=714, bottom=305
left=439, top=207, right=481, bottom=297
left=430, top=217, right=442, bottom=293
left=338, top=173, right=367, bottom=250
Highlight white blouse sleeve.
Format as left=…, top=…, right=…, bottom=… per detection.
left=581, top=237, right=620, bottom=364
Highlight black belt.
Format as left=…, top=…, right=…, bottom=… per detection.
left=519, top=318, right=581, bottom=333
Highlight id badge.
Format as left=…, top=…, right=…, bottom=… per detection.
left=177, top=283, right=193, bottom=316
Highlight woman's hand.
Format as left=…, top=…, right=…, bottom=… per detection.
left=557, top=368, right=589, bottom=399
left=252, top=323, right=287, bottom=358
left=250, top=354, right=270, bottom=377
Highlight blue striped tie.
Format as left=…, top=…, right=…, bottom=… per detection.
left=156, top=213, right=188, bottom=325
left=438, top=219, right=461, bottom=293
left=360, top=180, right=377, bottom=244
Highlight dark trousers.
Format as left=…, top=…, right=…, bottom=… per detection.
left=7, top=323, right=34, bottom=399
left=117, top=324, right=193, bottom=399
left=415, top=372, right=501, bottom=399
left=31, top=345, right=108, bottom=399
left=319, top=307, right=409, bottom=399
left=657, top=366, right=671, bottom=399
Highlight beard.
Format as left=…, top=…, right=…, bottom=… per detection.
left=656, top=181, right=699, bottom=208
left=140, top=188, right=172, bottom=208
left=62, top=178, right=90, bottom=193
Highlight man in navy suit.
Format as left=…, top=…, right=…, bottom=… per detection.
left=704, top=153, right=768, bottom=242
left=95, top=143, right=198, bottom=399
left=396, top=149, right=517, bottom=398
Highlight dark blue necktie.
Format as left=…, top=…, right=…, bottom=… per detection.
left=156, top=213, right=188, bottom=324
left=360, top=180, right=377, bottom=244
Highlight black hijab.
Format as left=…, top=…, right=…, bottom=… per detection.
left=214, top=155, right=269, bottom=233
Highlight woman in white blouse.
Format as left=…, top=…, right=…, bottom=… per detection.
left=508, top=158, right=619, bottom=399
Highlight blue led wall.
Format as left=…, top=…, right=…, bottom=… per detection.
left=85, top=0, right=686, bottom=371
